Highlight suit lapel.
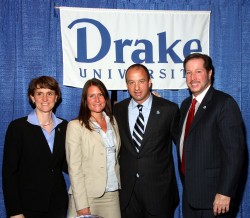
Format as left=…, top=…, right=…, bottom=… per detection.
left=139, top=96, right=161, bottom=150
left=118, top=99, right=139, bottom=154
left=29, top=124, right=52, bottom=155
left=180, top=98, right=192, bottom=129
left=53, top=124, right=64, bottom=155
left=188, top=87, right=214, bottom=135
left=90, top=121, right=108, bottom=145
left=123, top=100, right=134, bottom=142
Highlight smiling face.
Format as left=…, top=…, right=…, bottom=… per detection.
left=86, top=85, right=106, bottom=116
left=185, top=58, right=212, bottom=97
left=30, top=87, right=58, bottom=114
left=126, top=67, right=152, bottom=104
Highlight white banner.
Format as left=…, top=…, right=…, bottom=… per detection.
left=60, top=7, right=210, bottom=90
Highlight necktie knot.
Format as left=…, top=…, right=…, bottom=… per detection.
left=191, top=98, right=197, bottom=107
left=185, top=98, right=197, bottom=139
left=137, top=104, right=143, bottom=112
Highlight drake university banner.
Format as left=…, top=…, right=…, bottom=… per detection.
left=60, top=7, right=210, bottom=90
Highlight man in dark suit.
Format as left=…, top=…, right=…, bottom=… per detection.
left=114, top=63, right=180, bottom=218
left=178, top=53, right=245, bottom=217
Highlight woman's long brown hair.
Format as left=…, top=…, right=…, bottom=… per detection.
left=78, top=78, right=114, bottom=131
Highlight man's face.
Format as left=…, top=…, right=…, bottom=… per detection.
left=126, top=67, right=151, bottom=104
left=185, top=58, right=212, bottom=97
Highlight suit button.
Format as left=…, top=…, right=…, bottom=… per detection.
left=51, top=169, right=54, bottom=173
left=137, top=155, right=140, bottom=159
left=136, top=173, right=140, bottom=178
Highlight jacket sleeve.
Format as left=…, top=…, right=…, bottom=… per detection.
left=170, top=103, right=180, bottom=145
left=66, top=121, right=89, bottom=211
left=2, top=121, right=23, bottom=216
left=217, top=97, right=245, bottom=197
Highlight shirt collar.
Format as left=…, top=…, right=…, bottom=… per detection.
left=90, top=111, right=112, bottom=131
left=130, top=93, right=153, bottom=110
left=27, top=109, right=62, bottom=126
left=193, top=85, right=211, bottom=104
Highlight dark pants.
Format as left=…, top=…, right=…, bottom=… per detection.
left=121, top=179, right=174, bottom=218
left=23, top=206, right=67, bottom=218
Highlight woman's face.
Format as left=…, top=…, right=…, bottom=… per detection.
left=30, top=87, right=57, bottom=113
left=86, top=85, right=106, bottom=115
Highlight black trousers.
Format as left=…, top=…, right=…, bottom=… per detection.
left=23, top=206, right=67, bottom=218
left=121, top=179, right=174, bottom=218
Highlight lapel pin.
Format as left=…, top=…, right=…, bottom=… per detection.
left=156, top=110, right=160, bottom=114
left=58, top=128, right=60, bottom=131
left=203, top=106, right=206, bottom=109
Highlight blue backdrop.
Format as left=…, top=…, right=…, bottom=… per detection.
left=0, top=0, right=249, bottom=217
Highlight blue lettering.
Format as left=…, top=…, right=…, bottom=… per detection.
left=118, top=69, right=126, bottom=78
left=171, top=69, right=175, bottom=79
left=181, top=69, right=186, bottom=78
left=183, top=39, right=202, bottom=57
left=68, top=19, right=111, bottom=63
left=69, top=19, right=203, bottom=64
left=158, top=32, right=182, bottom=63
left=148, top=69, right=154, bottom=79
left=79, top=68, right=87, bottom=77
left=108, top=69, right=112, bottom=79
left=159, top=69, right=166, bottom=78
left=77, top=68, right=186, bottom=82
left=114, top=39, right=132, bottom=63
left=93, top=69, right=102, bottom=78
left=131, top=40, right=154, bottom=63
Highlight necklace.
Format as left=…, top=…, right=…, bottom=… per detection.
left=40, top=118, right=53, bottom=127
left=91, top=115, right=107, bottom=132
left=91, top=115, right=105, bottom=123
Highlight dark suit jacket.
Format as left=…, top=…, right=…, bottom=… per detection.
left=114, top=95, right=180, bottom=214
left=2, top=117, right=68, bottom=216
left=178, top=87, right=245, bottom=209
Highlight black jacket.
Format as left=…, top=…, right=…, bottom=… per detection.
left=2, top=117, right=68, bottom=216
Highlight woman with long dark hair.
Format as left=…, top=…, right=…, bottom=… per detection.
left=66, top=78, right=121, bottom=218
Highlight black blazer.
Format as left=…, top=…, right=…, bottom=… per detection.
left=114, top=95, right=180, bottom=214
left=178, top=87, right=245, bottom=209
left=2, top=117, right=68, bottom=216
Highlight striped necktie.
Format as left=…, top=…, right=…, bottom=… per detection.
left=133, top=105, right=144, bottom=152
